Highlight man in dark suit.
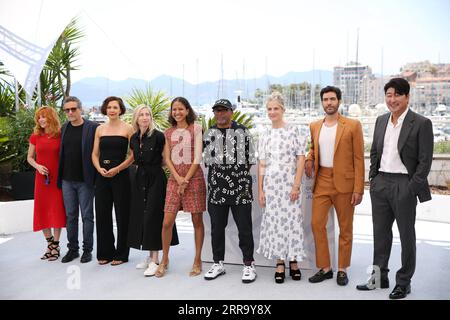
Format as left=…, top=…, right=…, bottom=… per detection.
left=58, top=96, right=99, bottom=263
left=356, top=78, right=434, bottom=299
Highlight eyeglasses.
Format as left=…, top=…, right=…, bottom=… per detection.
left=63, top=107, right=78, bottom=113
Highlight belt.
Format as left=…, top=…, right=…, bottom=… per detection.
left=101, top=159, right=123, bottom=164
left=378, top=171, right=408, bottom=177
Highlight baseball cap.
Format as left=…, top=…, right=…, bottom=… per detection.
left=212, top=99, right=235, bottom=111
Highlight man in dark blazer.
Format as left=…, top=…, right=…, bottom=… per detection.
left=58, top=96, right=99, bottom=263
left=357, top=78, right=434, bottom=299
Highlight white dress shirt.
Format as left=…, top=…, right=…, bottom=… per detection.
left=319, top=122, right=337, bottom=168
left=379, top=108, right=409, bottom=174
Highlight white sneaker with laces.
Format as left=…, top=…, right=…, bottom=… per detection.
left=204, top=261, right=226, bottom=280
left=136, top=256, right=150, bottom=269
left=144, top=261, right=159, bottom=277
left=242, top=263, right=257, bottom=283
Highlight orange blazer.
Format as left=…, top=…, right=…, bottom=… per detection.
left=306, top=114, right=365, bottom=194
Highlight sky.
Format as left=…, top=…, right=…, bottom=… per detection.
left=3, top=0, right=450, bottom=84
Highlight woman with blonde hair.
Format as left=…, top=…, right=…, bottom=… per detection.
left=128, top=105, right=179, bottom=276
left=257, top=92, right=307, bottom=283
left=27, top=106, right=66, bottom=261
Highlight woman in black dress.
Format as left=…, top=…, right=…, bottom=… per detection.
left=128, top=105, right=179, bottom=276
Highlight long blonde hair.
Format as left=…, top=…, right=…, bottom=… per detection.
left=33, top=106, right=61, bottom=137
left=131, top=105, right=155, bottom=137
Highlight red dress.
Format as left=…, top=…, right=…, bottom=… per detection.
left=29, top=133, right=66, bottom=231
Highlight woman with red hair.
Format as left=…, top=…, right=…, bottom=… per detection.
left=27, top=106, right=66, bottom=261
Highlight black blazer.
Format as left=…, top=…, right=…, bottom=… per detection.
left=369, top=109, right=434, bottom=203
left=57, top=119, right=99, bottom=188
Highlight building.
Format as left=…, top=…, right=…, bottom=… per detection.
left=333, top=62, right=373, bottom=106
left=399, top=61, right=450, bottom=115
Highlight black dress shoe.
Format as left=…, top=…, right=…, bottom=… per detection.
left=61, top=250, right=80, bottom=263
left=308, top=269, right=333, bottom=283
left=389, top=284, right=411, bottom=299
left=80, top=251, right=92, bottom=263
left=356, top=275, right=389, bottom=290
left=336, top=271, right=349, bottom=286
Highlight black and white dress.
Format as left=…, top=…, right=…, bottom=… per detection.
left=256, top=123, right=307, bottom=261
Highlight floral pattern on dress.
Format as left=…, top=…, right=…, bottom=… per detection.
left=256, top=123, right=307, bottom=261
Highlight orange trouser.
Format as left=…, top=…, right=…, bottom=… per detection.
left=311, top=167, right=354, bottom=269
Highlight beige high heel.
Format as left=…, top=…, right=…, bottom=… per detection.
left=155, top=261, right=169, bottom=278
left=189, top=263, right=202, bottom=277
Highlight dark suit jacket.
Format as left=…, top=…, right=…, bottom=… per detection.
left=57, top=119, right=99, bottom=188
left=369, top=109, right=434, bottom=203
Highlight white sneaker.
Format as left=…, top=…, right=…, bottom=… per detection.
left=136, top=256, right=150, bottom=269
left=204, top=261, right=226, bottom=280
left=144, top=261, right=159, bottom=277
left=242, top=263, right=257, bottom=283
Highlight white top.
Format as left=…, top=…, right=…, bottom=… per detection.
left=379, top=108, right=409, bottom=174
left=319, top=122, right=337, bottom=168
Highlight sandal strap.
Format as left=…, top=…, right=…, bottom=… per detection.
left=41, top=252, right=53, bottom=260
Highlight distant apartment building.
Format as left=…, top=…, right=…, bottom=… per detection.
left=333, top=60, right=450, bottom=111
left=398, top=61, right=450, bottom=114
left=333, top=62, right=373, bottom=106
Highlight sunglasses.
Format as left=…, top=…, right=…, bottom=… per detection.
left=63, top=107, right=79, bottom=113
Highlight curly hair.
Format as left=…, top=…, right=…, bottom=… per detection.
left=101, top=96, right=126, bottom=116
left=33, top=106, right=61, bottom=138
left=168, top=97, right=197, bottom=126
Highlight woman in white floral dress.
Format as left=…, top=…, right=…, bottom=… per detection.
left=257, top=92, right=307, bottom=284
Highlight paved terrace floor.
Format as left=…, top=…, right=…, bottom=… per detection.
left=1, top=212, right=449, bottom=301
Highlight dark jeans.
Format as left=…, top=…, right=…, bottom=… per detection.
left=208, top=203, right=254, bottom=264
left=62, top=180, right=95, bottom=252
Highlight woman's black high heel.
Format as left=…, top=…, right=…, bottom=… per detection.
left=289, top=260, right=301, bottom=281
left=274, top=262, right=285, bottom=284
left=41, top=236, right=54, bottom=260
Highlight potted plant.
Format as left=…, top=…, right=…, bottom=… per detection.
left=8, top=107, right=36, bottom=200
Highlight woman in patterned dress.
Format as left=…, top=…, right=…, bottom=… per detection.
left=257, top=92, right=307, bottom=283
left=156, top=97, right=206, bottom=277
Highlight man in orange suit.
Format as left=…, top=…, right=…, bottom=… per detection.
left=305, top=86, right=365, bottom=286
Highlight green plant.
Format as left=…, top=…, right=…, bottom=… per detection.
left=434, top=141, right=450, bottom=154
left=8, top=107, right=35, bottom=172
left=123, top=86, right=171, bottom=130
left=0, top=117, right=14, bottom=163
left=39, top=17, right=84, bottom=106
left=200, top=110, right=254, bottom=132
left=1, top=18, right=83, bottom=173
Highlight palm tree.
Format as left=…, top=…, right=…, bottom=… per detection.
left=201, top=110, right=254, bottom=132
left=0, top=61, right=17, bottom=116
left=39, top=17, right=84, bottom=106
left=124, top=86, right=171, bottom=130
left=0, top=18, right=84, bottom=173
